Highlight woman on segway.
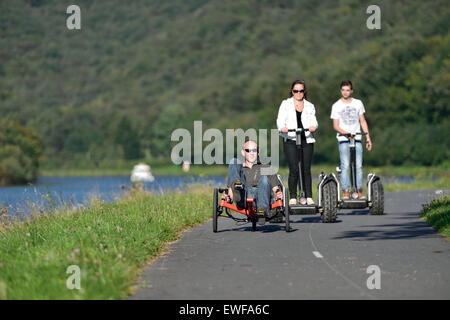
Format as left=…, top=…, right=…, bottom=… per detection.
left=276, top=80, right=318, bottom=206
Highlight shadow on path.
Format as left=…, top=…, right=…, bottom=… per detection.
left=215, top=223, right=294, bottom=233
left=333, top=216, right=440, bottom=241
left=338, top=209, right=370, bottom=216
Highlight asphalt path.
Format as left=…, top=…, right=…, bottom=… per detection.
left=130, top=189, right=449, bottom=300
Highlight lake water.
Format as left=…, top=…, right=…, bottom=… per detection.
left=0, top=175, right=227, bottom=217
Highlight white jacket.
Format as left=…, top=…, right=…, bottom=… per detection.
left=276, top=97, right=318, bottom=143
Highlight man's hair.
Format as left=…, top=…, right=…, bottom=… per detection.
left=340, top=80, right=353, bottom=90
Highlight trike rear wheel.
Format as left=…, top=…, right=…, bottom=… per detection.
left=213, top=188, right=218, bottom=232
left=284, top=189, right=290, bottom=232
left=251, top=216, right=257, bottom=231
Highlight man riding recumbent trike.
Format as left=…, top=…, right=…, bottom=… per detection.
left=212, top=139, right=338, bottom=233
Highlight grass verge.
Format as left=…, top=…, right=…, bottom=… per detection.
left=420, top=195, right=450, bottom=240
left=382, top=177, right=449, bottom=192
left=0, top=185, right=212, bottom=299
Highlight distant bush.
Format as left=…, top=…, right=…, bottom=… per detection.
left=364, top=123, right=450, bottom=166
left=0, top=120, right=42, bottom=185
left=420, top=195, right=450, bottom=239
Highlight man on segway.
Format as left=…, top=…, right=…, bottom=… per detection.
left=330, top=80, right=372, bottom=200
left=223, top=140, right=284, bottom=225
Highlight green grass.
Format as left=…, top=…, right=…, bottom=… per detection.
left=0, top=185, right=212, bottom=299
left=382, top=177, right=449, bottom=192
left=420, top=195, right=450, bottom=240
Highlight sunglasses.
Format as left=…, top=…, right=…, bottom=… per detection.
left=292, top=89, right=305, bottom=94
left=244, top=148, right=258, bottom=153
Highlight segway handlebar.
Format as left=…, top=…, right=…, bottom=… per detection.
left=338, top=132, right=367, bottom=138
left=282, top=128, right=312, bottom=146
left=278, top=128, right=314, bottom=133
left=286, top=128, right=310, bottom=133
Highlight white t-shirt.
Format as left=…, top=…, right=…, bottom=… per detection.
left=330, top=98, right=365, bottom=142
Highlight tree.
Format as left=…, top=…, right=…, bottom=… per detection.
left=0, top=119, right=42, bottom=185
left=114, top=117, right=141, bottom=160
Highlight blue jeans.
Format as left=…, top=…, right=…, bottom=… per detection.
left=228, top=158, right=271, bottom=213
left=338, top=141, right=363, bottom=191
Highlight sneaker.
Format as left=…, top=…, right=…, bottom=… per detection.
left=256, top=208, right=266, bottom=225
left=289, top=198, right=297, bottom=205
left=231, top=180, right=243, bottom=203
left=357, top=189, right=366, bottom=199
left=269, top=211, right=283, bottom=223
left=306, top=198, right=315, bottom=205
left=342, top=190, right=350, bottom=200
left=270, top=216, right=283, bottom=223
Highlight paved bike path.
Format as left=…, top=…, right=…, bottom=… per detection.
left=130, top=189, right=449, bottom=299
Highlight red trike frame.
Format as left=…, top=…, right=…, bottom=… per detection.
left=213, top=183, right=290, bottom=232
left=218, top=197, right=284, bottom=217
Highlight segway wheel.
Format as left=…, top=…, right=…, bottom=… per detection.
left=321, top=181, right=338, bottom=223
left=370, top=180, right=384, bottom=215
left=213, top=188, right=218, bottom=232
left=251, top=216, right=257, bottom=231
left=284, top=190, right=290, bottom=232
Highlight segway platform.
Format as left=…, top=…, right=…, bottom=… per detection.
left=289, top=204, right=317, bottom=215
left=339, top=199, right=368, bottom=209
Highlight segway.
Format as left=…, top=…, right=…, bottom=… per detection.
left=331, top=132, right=384, bottom=215
left=285, top=128, right=338, bottom=223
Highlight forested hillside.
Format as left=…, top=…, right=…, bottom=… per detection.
left=1, top=0, right=449, bottom=169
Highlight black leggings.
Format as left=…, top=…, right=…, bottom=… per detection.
left=283, top=139, right=314, bottom=198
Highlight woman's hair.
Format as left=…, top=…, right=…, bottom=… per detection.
left=289, top=79, right=308, bottom=100
left=340, top=80, right=353, bottom=90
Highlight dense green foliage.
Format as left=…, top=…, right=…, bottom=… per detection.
left=0, top=0, right=449, bottom=169
left=420, top=195, right=450, bottom=239
left=0, top=119, right=41, bottom=185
